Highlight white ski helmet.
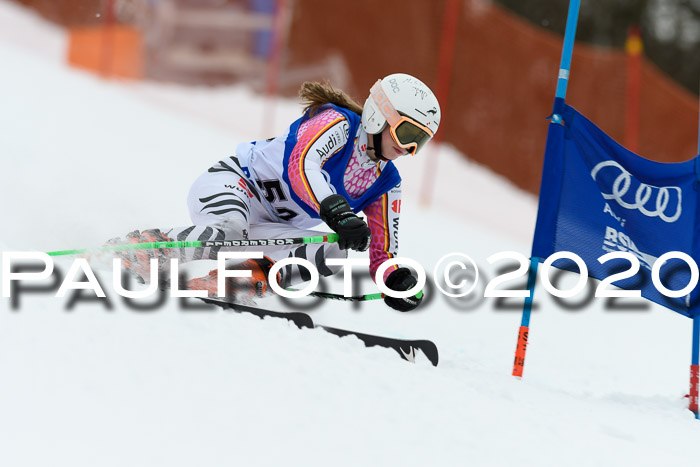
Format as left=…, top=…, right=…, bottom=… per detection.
left=361, top=73, right=441, bottom=156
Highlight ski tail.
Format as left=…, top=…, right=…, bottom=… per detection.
left=199, top=297, right=314, bottom=328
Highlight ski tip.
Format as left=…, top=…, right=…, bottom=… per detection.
left=419, top=340, right=439, bottom=367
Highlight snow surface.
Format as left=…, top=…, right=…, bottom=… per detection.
left=1, top=2, right=699, bottom=466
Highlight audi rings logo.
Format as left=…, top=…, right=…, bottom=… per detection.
left=591, top=161, right=682, bottom=223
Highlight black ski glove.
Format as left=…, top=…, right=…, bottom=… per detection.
left=383, top=267, right=424, bottom=312
left=320, top=194, right=371, bottom=251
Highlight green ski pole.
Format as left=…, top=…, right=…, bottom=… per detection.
left=47, top=233, right=340, bottom=257
left=286, top=290, right=424, bottom=302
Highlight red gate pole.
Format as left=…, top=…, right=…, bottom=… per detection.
left=623, top=25, right=642, bottom=153
left=262, top=0, right=291, bottom=137
left=100, top=0, right=116, bottom=78
left=419, top=0, right=459, bottom=208
left=692, top=49, right=700, bottom=419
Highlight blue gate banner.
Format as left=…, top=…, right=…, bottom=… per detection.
left=532, top=102, right=700, bottom=317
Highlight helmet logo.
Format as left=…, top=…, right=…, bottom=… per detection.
left=427, top=108, right=438, bottom=115
left=389, top=78, right=400, bottom=93
left=412, top=87, right=428, bottom=100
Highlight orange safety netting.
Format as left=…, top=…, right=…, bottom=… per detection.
left=289, top=0, right=699, bottom=194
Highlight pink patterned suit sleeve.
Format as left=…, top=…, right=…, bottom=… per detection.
left=364, top=184, right=402, bottom=283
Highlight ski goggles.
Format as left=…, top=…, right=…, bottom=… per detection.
left=370, top=80, right=434, bottom=156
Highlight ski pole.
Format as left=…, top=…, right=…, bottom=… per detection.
left=304, top=291, right=385, bottom=301
left=47, top=233, right=339, bottom=257
left=287, top=290, right=424, bottom=302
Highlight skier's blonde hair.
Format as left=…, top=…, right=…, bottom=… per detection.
left=298, top=81, right=363, bottom=117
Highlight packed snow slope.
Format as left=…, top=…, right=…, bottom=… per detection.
left=1, top=2, right=699, bottom=466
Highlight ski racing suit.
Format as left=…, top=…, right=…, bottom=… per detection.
left=167, top=103, right=403, bottom=289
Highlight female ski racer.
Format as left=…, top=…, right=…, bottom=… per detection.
left=115, top=73, right=441, bottom=311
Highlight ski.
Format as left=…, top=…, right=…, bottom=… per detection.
left=199, top=297, right=314, bottom=329
left=198, top=297, right=439, bottom=366
left=318, top=325, right=439, bottom=366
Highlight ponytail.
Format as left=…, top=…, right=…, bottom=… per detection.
left=298, top=81, right=363, bottom=117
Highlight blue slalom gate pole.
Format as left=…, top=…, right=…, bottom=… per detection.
left=513, top=0, right=581, bottom=378
left=513, top=257, right=539, bottom=377
left=555, top=0, right=581, bottom=100
left=551, top=0, right=581, bottom=123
